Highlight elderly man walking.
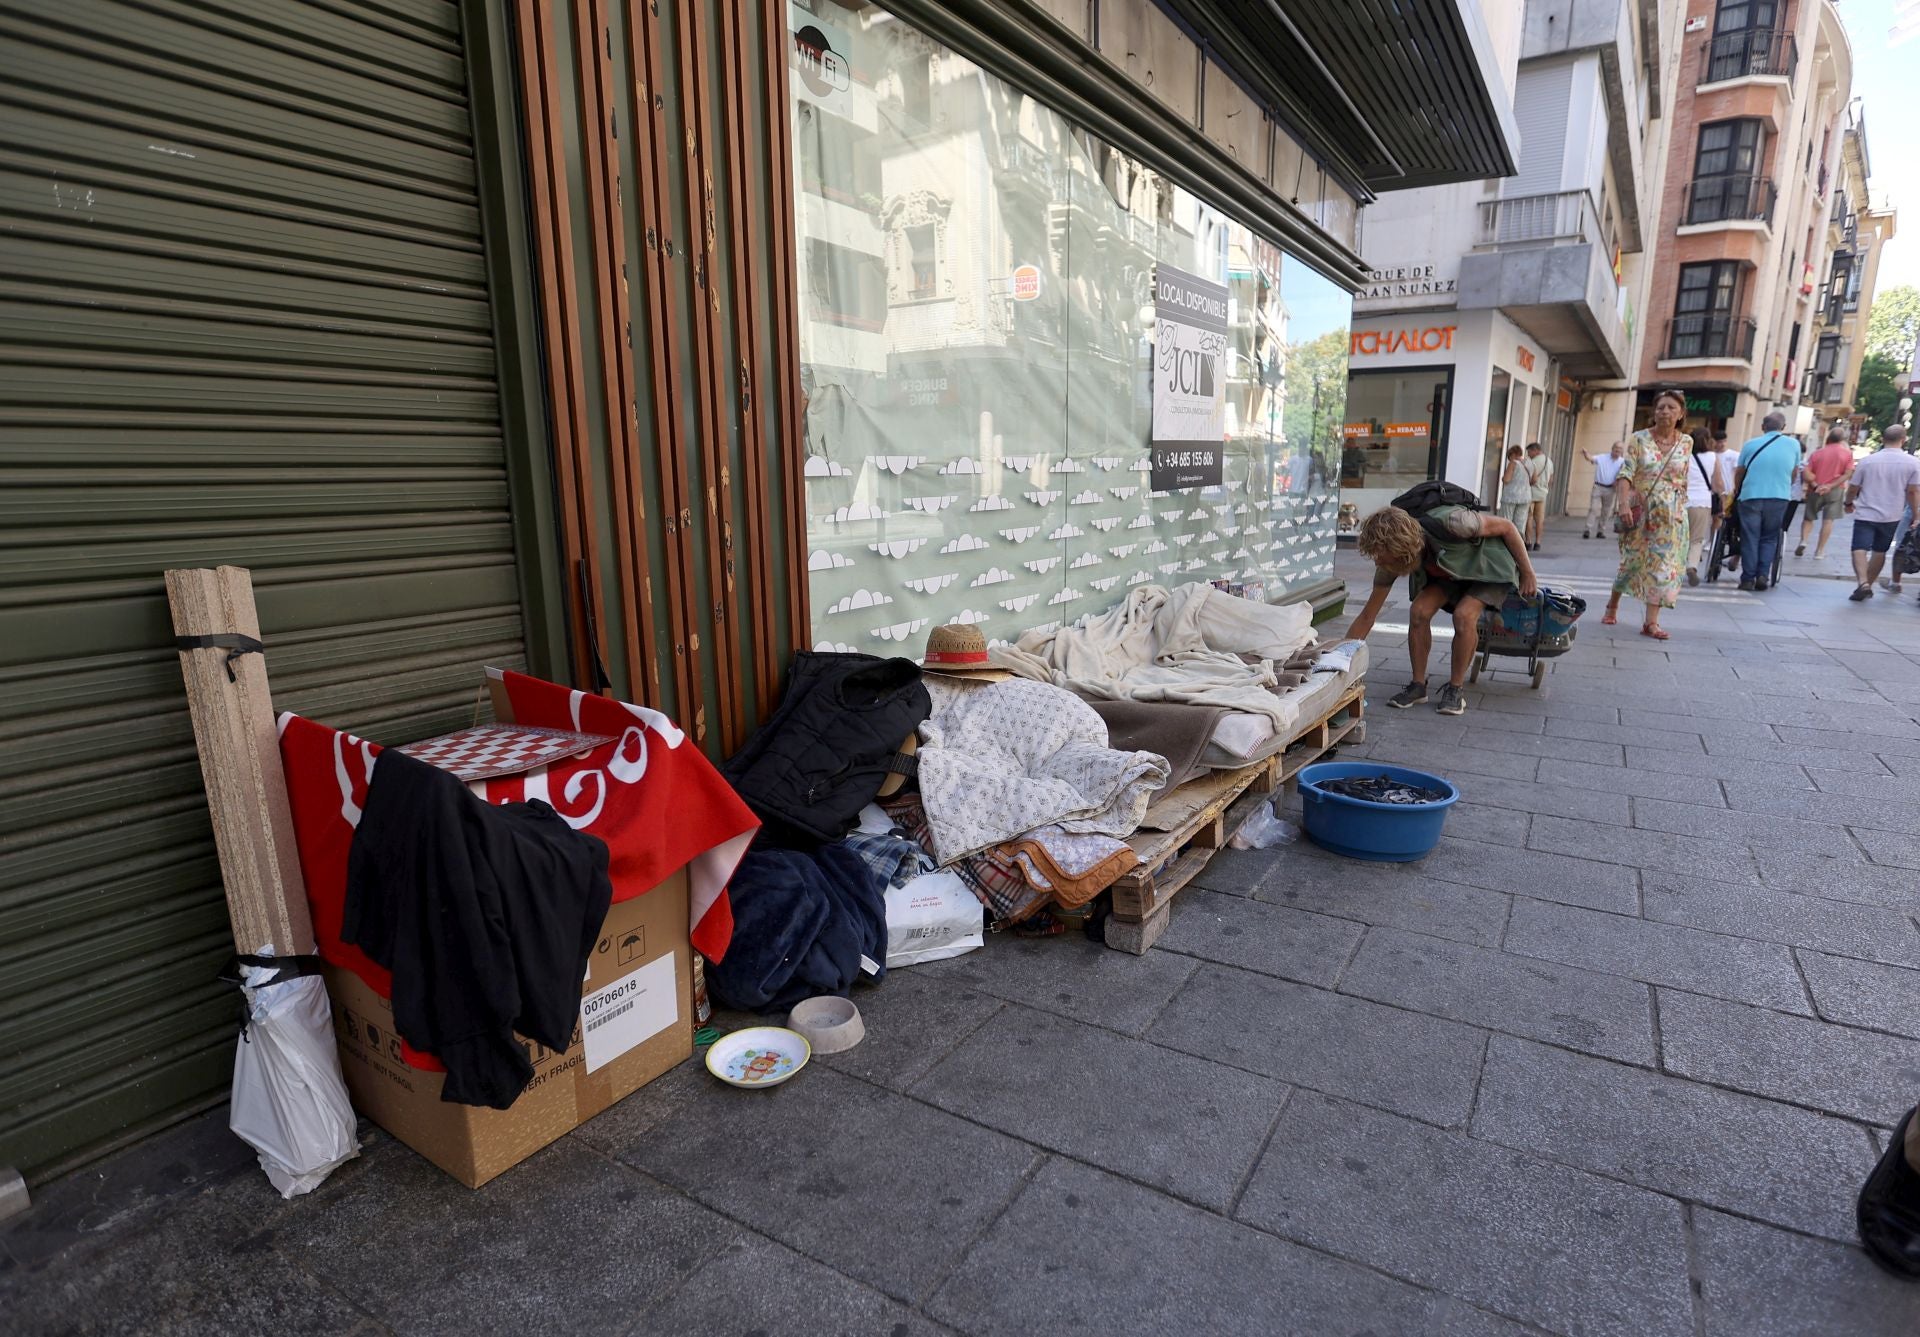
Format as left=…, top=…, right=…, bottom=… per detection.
left=1846, top=425, right=1920, bottom=601
left=1732, top=411, right=1797, bottom=591
left=1582, top=441, right=1625, bottom=539
left=1797, top=426, right=1856, bottom=559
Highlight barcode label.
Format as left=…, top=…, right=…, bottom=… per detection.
left=585, top=998, right=634, bottom=1032
left=578, top=953, right=678, bottom=1073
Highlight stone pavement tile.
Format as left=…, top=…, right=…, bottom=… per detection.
left=1721, top=779, right=1920, bottom=835
left=1236, top=1091, right=1692, bottom=1337
left=1503, top=899, right=1811, bottom=1014
left=1543, top=716, right=1708, bottom=751
left=1805, top=764, right=1920, bottom=800
left=1463, top=728, right=1627, bottom=766
left=574, top=1055, right=715, bottom=1154
left=1529, top=813, right=1759, bottom=883
left=1705, top=732, right=1900, bottom=771
left=1461, top=709, right=1547, bottom=735
left=1776, top=722, right=1920, bottom=752
left=1368, top=714, right=1473, bottom=748
left=927, top=1158, right=1528, bottom=1337
left=1752, top=848, right=1920, bottom=912
left=1339, top=926, right=1655, bottom=1064
left=1350, top=736, right=1544, bottom=782
left=1469, top=1037, right=1873, bottom=1241
left=1693, top=1208, right=1920, bottom=1337
left=1633, top=796, right=1846, bottom=850
left=811, top=969, right=1006, bottom=1092
left=1253, top=854, right=1513, bottom=948
left=1477, top=693, right=1622, bottom=724
left=617, top=1064, right=1036, bottom=1304
left=1420, top=838, right=1640, bottom=914
left=915, top=932, right=1197, bottom=1037
left=280, top=1138, right=740, bottom=1333
left=1620, top=708, right=1783, bottom=742
left=634, top=1235, right=941, bottom=1337
left=1854, top=825, right=1920, bottom=870
left=1148, top=963, right=1485, bottom=1127
left=1443, top=801, right=1532, bottom=848
left=1798, top=950, right=1920, bottom=1040
left=1654, top=989, right=1920, bottom=1126
left=911, top=1006, right=1285, bottom=1211
left=1876, top=752, right=1920, bottom=780
left=1629, top=744, right=1813, bottom=784
left=1639, top=871, right=1920, bottom=969
left=1157, top=887, right=1363, bottom=987
left=1186, top=844, right=1275, bottom=896
left=1537, top=756, right=1728, bottom=806
left=1449, top=770, right=1633, bottom=825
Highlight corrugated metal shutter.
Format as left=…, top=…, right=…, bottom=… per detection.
left=0, top=0, right=526, bottom=1179
left=1509, top=60, right=1573, bottom=198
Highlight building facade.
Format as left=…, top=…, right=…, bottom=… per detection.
left=1636, top=0, right=1855, bottom=444
left=1343, top=0, right=1683, bottom=529
left=1, top=0, right=1517, bottom=1183
left=1796, top=102, right=1895, bottom=434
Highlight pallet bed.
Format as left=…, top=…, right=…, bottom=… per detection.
left=1104, top=682, right=1366, bottom=954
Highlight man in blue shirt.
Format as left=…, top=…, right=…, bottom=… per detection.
left=1732, top=411, right=1798, bottom=590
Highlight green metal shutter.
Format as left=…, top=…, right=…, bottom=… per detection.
left=0, top=0, right=527, bottom=1179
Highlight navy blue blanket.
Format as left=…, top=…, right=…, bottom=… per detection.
left=707, top=842, right=890, bottom=1013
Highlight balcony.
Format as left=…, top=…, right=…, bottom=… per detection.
left=1684, top=174, right=1777, bottom=228
left=1664, top=313, right=1757, bottom=363
left=1699, top=29, right=1797, bottom=87
left=1457, top=190, right=1626, bottom=377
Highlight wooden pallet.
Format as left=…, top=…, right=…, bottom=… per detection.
left=1104, top=683, right=1366, bottom=954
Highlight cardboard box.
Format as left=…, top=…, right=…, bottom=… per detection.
left=325, top=870, right=692, bottom=1188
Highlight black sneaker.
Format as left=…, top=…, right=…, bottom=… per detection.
left=1434, top=684, right=1467, bottom=716
left=1737, top=579, right=1757, bottom=591
left=1858, top=1103, right=1920, bottom=1279
left=1852, top=585, right=1874, bottom=601
left=1387, top=682, right=1429, bottom=709
left=1582, top=530, right=1590, bottom=540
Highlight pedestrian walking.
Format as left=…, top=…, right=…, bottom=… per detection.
left=1731, top=411, right=1797, bottom=591
left=1845, top=425, right=1920, bottom=601
left=1797, top=426, right=1856, bottom=559
left=1878, top=428, right=1917, bottom=596
left=1858, top=1099, right=1920, bottom=1278
left=1498, top=445, right=1530, bottom=532
left=1522, top=442, right=1553, bottom=551
left=1601, top=388, right=1691, bottom=639
left=1685, top=429, right=1719, bottom=586
left=1581, top=441, right=1626, bottom=538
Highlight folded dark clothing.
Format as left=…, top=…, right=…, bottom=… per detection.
left=344, top=748, right=612, bottom=1109
left=707, top=842, right=890, bottom=1013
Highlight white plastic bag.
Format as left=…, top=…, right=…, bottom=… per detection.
left=1229, top=800, right=1301, bottom=850
left=884, top=871, right=984, bottom=967
left=230, top=955, right=359, bottom=1198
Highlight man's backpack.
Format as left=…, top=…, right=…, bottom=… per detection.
left=1390, top=480, right=1486, bottom=547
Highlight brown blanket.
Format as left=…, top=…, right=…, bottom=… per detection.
left=1085, top=697, right=1229, bottom=790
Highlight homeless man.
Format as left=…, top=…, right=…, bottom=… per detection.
left=1344, top=497, right=1538, bottom=717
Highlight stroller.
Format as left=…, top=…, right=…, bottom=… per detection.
left=1706, top=500, right=1800, bottom=585
left=1468, top=587, right=1587, bottom=690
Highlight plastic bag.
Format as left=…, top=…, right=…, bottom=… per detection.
left=1229, top=801, right=1301, bottom=850
left=229, top=955, right=358, bottom=1198
left=884, top=871, right=984, bottom=967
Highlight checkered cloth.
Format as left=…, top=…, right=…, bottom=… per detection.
left=842, top=827, right=935, bottom=890
left=881, top=794, right=1050, bottom=926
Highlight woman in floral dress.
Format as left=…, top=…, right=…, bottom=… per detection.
left=1602, top=388, right=1692, bottom=640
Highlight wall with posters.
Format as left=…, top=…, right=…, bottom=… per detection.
left=789, top=1, right=1354, bottom=651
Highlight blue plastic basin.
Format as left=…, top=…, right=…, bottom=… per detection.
left=1296, top=762, right=1458, bottom=862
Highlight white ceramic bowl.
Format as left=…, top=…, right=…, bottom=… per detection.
left=705, top=1026, right=810, bottom=1088
left=787, top=996, right=866, bottom=1054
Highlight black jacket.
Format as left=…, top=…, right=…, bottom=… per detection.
left=343, top=748, right=612, bottom=1109
left=722, top=652, right=930, bottom=846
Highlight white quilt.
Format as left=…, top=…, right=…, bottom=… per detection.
left=915, top=677, right=1170, bottom=865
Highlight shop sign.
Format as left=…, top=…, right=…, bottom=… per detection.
left=790, top=8, right=852, bottom=114
left=1150, top=263, right=1228, bottom=490
left=1342, top=423, right=1371, bottom=438
left=1356, top=263, right=1457, bottom=301
left=1383, top=422, right=1428, bottom=437
left=1639, top=388, right=1735, bottom=418
left=1342, top=422, right=1427, bottom=438
left=1516, top=346, right=1536, bottom=372
left=1011, top=264, right=1041, bottom=302
left=1349, top=325, right=1456, bottom=357
left=892, top=373, right=955, bottom=408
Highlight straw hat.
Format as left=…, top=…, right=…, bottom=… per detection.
left=920, top=623, right=1013, bottom=682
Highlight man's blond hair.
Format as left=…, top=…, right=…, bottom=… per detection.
left=1357, top=507, right=1426, bottom=575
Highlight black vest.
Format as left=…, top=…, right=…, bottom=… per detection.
left=723, top=652, right=931, bottom=846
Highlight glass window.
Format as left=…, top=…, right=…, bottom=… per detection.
left=1338, top=369, right=1450, bottom=533
left=789, top=1, right=1351, bottom=651
left=1482, top=368, right=1512, bottom=504
left=1689, top=120, right=1765, bottom=224
left=1670, top=261, right=1743, bottom=358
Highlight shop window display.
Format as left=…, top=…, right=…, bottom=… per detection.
left=1338, top=369, right=1450, bottom=532
left=788, top=1, right=1349, bottom=651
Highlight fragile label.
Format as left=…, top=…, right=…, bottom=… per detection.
left=579, top=954, right=678, bottom=1074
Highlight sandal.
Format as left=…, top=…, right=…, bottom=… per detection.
left=1640, top=624, right=1669, bottom=641
left=1601, top=608, right=1618, bottom=626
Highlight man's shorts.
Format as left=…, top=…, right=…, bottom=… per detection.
left=1853, top=519, right=1901, bottom=553
left=1426, top=577, right=1511, bottom=615
left=1805, top=489, right=1846, bottom=520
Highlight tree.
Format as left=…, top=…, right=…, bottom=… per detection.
left=1280, top=327, right=1349, bottom=470
left=1865, top=284, right=1920, bottom=365
left=1855, top=352, right=1903, bottom=442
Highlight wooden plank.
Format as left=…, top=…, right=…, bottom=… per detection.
left=166, top=566, right=315, bottom=956
left=1110, top=847, right=1211, bottom=922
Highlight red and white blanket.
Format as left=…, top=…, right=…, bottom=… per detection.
left=279, top=669, right=758, bottom=1035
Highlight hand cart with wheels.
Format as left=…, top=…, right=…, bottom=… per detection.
left=1706, top=500, right=1800, bottom=585
left=1467, top=588, right=1587, bottom=690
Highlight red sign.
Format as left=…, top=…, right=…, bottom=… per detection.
left=1516, top=346, right=1536, bottom=372
left=1349, top=325, right=1456, bottom=356
left=1384, top=422, right=1428, bottom=437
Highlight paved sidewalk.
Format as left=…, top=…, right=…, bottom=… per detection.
left=7, top=518, right=1920, bottom=1335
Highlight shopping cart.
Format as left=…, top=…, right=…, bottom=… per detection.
left=1706, top=500, right=1800, bottom=585
left=1467, top=588, right=1586, bottom=690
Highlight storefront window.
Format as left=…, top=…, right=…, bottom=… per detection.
left=1482, top=368, right=1512, bottom=503
left=788, top=1, right=1349, bottom=651
left=1338, top=369, right=1449, bottom=533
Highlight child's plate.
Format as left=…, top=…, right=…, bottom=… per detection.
left=705, top=1026, right=811, bottom=1089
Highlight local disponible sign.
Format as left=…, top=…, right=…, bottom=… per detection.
left=1150, top=263, right=1228, bottom=490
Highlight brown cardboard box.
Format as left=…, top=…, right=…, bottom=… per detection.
left=325, top=870, right=692, bottom=1188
